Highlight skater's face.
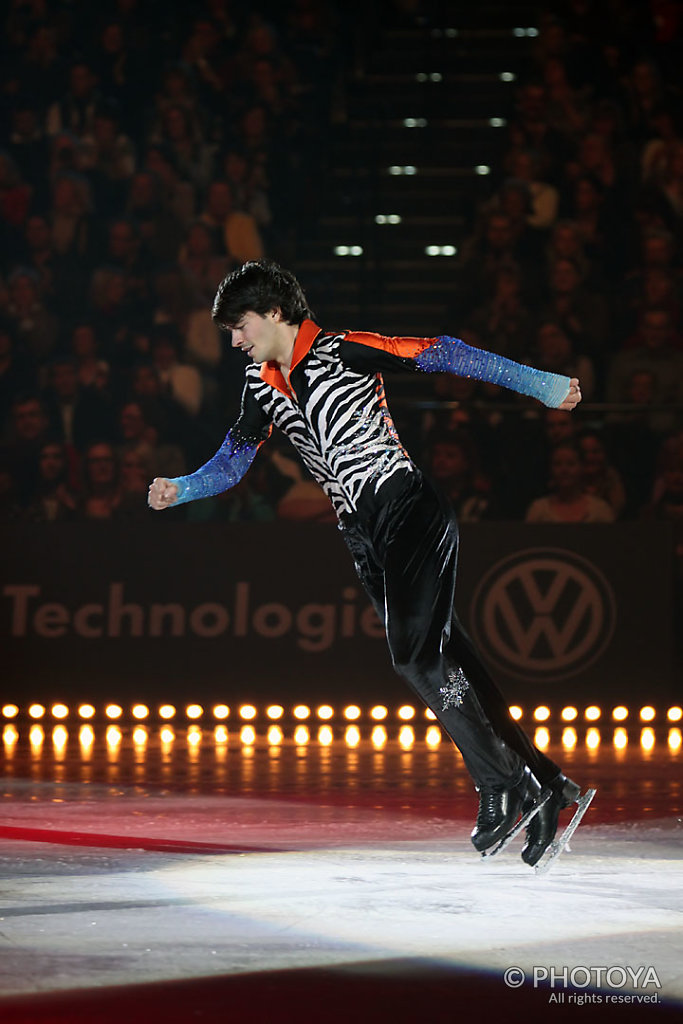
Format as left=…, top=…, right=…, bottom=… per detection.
left=230, top=310, right=288, bottom=365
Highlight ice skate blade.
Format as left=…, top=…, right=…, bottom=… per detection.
left=534, top=788, right=597, bottom=876
left=481, top=789, right=551, bottom=859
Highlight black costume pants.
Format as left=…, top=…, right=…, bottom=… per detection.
left=340, top=473, right=561, bottom=790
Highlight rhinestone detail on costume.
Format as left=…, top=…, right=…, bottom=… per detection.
left=440, top=667, right=469, bottom=710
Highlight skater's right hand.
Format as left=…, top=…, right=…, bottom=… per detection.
left=148, top=477, right=179, bottom=510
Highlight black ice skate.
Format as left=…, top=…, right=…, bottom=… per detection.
left=521, top=774, right=596, bottom=874
left=472, top=767, right=548, bottom=857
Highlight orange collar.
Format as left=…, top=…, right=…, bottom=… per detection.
left=259, top=318, right=321, bottom=397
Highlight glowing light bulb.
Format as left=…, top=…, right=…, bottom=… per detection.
left=267, top=705, right=284, bottom=720
left=399, top=725, right=414, bottom=748
left=370, top=705, right=388, bottom=721
left=79, top=724, right=94, bottom=748
left=509, top=706, right=522, bottom=720
left=344, top=705, right=361, bottom=721
left=426, top=726, right=441, bottom=747
left=586, top=728, right=601, bottom=749
left=78, top=704, right=95, bottom=719
left=240, top=705, right=257, bottom=720
left=267, top=725, right=283, bottom=745
left=293, top=705, right=310, bottom=720
left=51, top=704, right=69, bottom=719
left=294, top=725, right=309, bottom=745
left=561, top=727, right=577, bottom=750
left=561, top=706, right=577, bottom=722
left=371, top=725, right=387, bottom=748
left=534, top=727, right=550, bottom=749
left=613, top=728, right=628, bottom=750
left=345, top=725, right=361, bottom=747
left=106, top=725, right=121, bottom=748
left=29, top=724, right=44, bottom=748
left=159, top=704, right=176, bottom=720
left=318, top=725, right=333, bottom=746
left=52, top=725, right=68, bottom=750
left=240, top=725, right=256, bottom=745
left=186, top=704, right=203, bottom=720
left=398, top=705, right=415, bottom=721
left=534, top=706, right=550, bottom=722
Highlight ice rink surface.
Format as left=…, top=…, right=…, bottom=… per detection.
left=0, top=724, right=681, bottom=1022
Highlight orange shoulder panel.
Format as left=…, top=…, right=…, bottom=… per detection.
left=343, top=331, right=436, bottom=360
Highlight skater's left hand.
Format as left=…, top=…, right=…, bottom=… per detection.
left=558, top=378, right=582, bottom=411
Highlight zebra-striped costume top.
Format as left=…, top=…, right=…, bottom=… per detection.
left=168, top=319, right=571, bottom=518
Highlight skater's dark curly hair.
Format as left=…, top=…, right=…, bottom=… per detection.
left=212, top=259, right=313, bottom=329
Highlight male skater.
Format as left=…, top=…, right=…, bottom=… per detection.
left=148, top=259, right=593, bottom=869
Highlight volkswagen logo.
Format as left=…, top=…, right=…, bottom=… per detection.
left=470, top=548, right=616, bottom=681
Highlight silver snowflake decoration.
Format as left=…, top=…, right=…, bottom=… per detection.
left=440, top=667, right=469, bottom=710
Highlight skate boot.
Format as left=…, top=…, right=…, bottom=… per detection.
left=471, top=767, right=541, bottom=853
left=521, top=773, right=581, bottom=867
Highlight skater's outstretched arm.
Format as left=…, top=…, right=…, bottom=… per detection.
left=339, top=331, right=581, bottom=409
left=148, top=385, right=272, bottom=510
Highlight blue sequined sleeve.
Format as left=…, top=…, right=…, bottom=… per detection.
left=167, top=429, right=260, bottom=505
left=415, top=336, right=570, bottom=408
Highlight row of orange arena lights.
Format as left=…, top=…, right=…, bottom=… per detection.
left=2, top=703, right=682, bottom=724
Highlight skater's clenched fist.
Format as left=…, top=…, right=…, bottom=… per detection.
left=558, top=378, right=582, bottom=412
left=148, top=477, right=179, bottom=510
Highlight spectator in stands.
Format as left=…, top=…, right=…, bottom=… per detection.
left=42, top=354, right=115, bottom=450
left=540, top=256, right=610, bottom=359
left=4, top=393, right=52, bottom=501
left=69, top=322, right=108, bottom=389
left=578, top=429, right=626, bottom=518
left=641, top=443, right=683, bottom=580
left=199, top=179, right=264, bottom=264
left=5, top=268, right=59, bottom=362
left=46, top=61, right=102, bottom=137
left=78, top=440, right=121, bottom=518
left=23, top=440, right=77, bottom=521
left=428, top=431, right=494, bottom=521
left=653, top=139, right=683, bottom=222
left=605, top=368, right=660, bottom=515
left=118, top=395, right=185, bottom=478
left=525, top=443, right=615, bottom=522
left=125, top=169, right=184, bottom=261
left=178, top=220, right=230, bottom=304
left=506, top=149, right=559, bottom=229
left=7, top=98, right=49, bottom=203
left=143, top=143, right=196, bottom=226
left=608, top=307, right=683, bottom=431
left=535, top=321, right=596, bottom=400
left=150, top=324, right=203, bottom=417
left=0, top=319, right=34, bottom=426
left=467, top=264, right=533, bottom=360
left=0, top=152, right=32, bottom=243
left=50, top=171, right=93, bottom=259
left=154, top=103, right=214, bottom=191
left=117, top=445, right=153, bottom=518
